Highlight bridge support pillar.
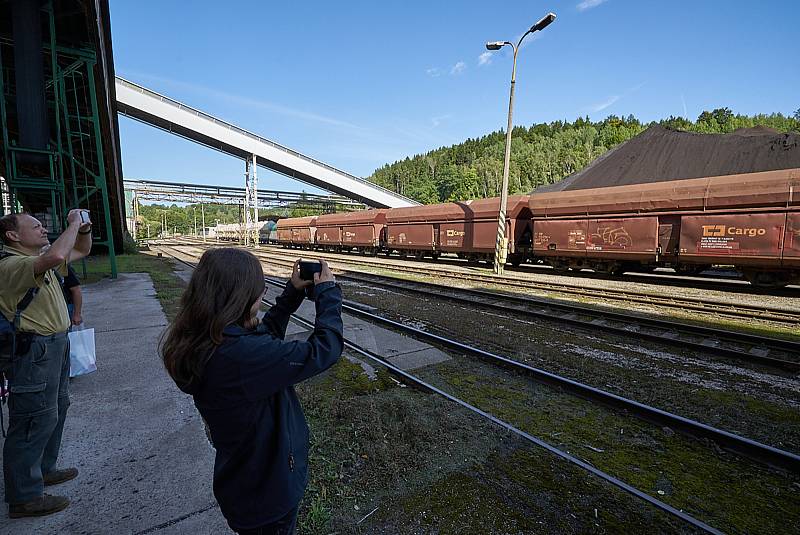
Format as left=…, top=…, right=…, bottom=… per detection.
left=243, top=159, right=251, bottom=246
left=250, top=154, right=258, bottom=247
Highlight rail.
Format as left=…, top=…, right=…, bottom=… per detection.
left=156, top=245, right=725, bottom=534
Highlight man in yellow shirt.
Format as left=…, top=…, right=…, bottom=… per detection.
left=0, top=209, right=92, bottom=518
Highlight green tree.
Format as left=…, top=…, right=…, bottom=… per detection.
left=367, top=108, right=800, bottom=204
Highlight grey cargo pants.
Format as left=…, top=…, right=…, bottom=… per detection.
left=3, top=332, right=70, bottom=504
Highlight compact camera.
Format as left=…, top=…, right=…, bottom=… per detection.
left=299, top=260, right=322, bottom=281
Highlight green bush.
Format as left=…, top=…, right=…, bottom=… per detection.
left=122, top=231, right=139, bottom=254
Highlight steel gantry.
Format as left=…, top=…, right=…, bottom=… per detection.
left=0, top=1, right=120, bottom=276
left=123, top=178, right=364, bottom=242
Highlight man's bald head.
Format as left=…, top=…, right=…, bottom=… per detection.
left=0, top=213, right=50, bottom=250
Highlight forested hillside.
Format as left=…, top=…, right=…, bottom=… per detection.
left=367, top=108, right=800, bottom=204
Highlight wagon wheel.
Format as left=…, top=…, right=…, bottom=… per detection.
left=742, top=269, right=792, bottom=289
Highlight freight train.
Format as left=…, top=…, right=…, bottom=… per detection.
left=213, top=221, right=276, bottom=243
left=269, top=168, right=799, bottom=287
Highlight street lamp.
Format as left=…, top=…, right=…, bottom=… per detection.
left=488, top=12, right=556, bottom=275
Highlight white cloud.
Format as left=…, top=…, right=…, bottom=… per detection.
left=426, top=67, right=442, bottom=77
left=583, top=81, right=645, bottom=114
left=430, top=114, right=451, bottom=128
left=478, top=52, right=493, bottom=66
left=589, top=95, right=620, bottom=112
left=450, top=61, right=466, bottom=75
left=577, top=0, right=608, bottom=11
left=118, top=69, right=363, bottom=130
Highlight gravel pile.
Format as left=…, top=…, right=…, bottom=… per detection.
left=537, top=125, right=800, bottom=192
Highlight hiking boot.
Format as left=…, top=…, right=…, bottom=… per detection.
left=8, top=494, right=69, bottom=518
left=43, top=467, right=79, bottom=486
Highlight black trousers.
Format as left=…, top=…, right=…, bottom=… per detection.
left=235, top=506, right=299, bottom=535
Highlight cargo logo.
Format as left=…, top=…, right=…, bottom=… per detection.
left=702, top=225, right=766, bottom=237
left=701, top=225, right=725, bottom=237
left=446, top=229, right=466, bottom=237
left=345, top=231, right=356, bottom=238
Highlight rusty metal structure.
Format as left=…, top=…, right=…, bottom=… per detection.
left=0, top=0, right=124, bottom=276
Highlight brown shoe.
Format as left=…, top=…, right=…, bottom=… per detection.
left=43, top=467, right=78, bottom=486
left=9, top=494, right=69, bottom=518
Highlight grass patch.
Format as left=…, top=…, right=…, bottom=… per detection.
left=431, top=359, right=800, bottom=534
left=294, top=356, right=690, bottom=534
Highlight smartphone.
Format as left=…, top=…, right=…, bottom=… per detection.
left=79, top=210, right=91, bottom=224
left=299, top=260, right=322, bottom=281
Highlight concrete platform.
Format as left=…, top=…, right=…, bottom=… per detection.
left=0, top=274, right=229, bottom=535
left=0, top=269, right=450, bottom=534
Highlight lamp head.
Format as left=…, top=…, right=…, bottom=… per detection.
left=530, top=12, right=556, bottom=32
left=485, top=41, right=505, bottom=51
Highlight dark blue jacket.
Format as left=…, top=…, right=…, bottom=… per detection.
left=187, top=281, right=343, bottom=530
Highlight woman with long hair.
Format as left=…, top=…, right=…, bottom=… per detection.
left=161, top=248, right=343, bottom=534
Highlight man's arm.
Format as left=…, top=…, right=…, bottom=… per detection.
left=33, top=209, right=90, bottom=275
left=70, top=228, right=92, bottom=263
left=69, top=286, right=83, bottom=325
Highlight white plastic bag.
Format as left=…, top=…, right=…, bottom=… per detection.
left=68, top=326, right=97, bottom=378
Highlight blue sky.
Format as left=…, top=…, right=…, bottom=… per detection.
left=111, top=0, right=800, bottom=194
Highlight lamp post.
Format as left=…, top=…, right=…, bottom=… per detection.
left=488, top=12, right=556, bottom=275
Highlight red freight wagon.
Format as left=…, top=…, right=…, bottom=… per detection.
left=314, top=213, right=343, bottom=247
left=785, top=213, right=800, bottom=266
left=533, top=220, right=588, bottom=260
left=529, top=168, right=800, bottom=284
left=586, top=217, right=659, bottom=261
left=315, top=210, right=387, bottom=253
left=679, top=213, right=786, bottom=266
left=532, top=217, right=658, bottom=270
left=385, top=196, right=532, bottom=263
left=275, top=226, right=293, bottom=244
left=385, top=223, right=435, bottom=252
left=275, top=216, right=317, bottom=247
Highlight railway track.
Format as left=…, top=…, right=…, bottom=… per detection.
left=154, top=245, right=727, bottom=534
left=155, top=244, right=800, bottom=473
left=245, top=251, right=800, bottom=371
left=163, top=240, right=800, bottom=369
left=517, top=264, right=800, bottom=296
left=155, top=244, right=800, bottom=533
left=171, top=238, right=800, bottom=326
